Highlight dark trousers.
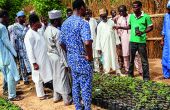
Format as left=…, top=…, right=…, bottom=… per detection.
left=129, top=42, right=150, bottom=80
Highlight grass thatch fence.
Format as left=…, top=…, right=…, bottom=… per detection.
left=147, top=14, right=164, bottom=58
left=63, top=0, right=168, bottom=16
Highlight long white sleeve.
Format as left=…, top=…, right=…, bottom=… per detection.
left=24, top=32, right=36, bottom=64
left=95, top=24, right=101, bottom=50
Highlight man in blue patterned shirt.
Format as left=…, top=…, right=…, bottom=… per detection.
left=60, top=0, right=93, bottom=109
left=13, top=11, right=31, bottom=85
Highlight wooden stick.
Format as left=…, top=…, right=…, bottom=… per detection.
left=147, top=37, right=162, bottom=41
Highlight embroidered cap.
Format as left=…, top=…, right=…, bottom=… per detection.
left=48, top=10, right=62, bottom=19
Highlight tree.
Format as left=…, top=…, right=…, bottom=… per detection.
left=23, top=0, right=66, bottom=18
left=0, top=0, right=23, bottom=24
left=0, top=0, right=66, bottom=24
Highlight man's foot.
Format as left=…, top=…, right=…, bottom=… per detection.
left=64, top=99, right=73, bottom=106
left=163, top=77, right=170, bottom=79
left=53, top=98, right=62, bottom=103
left=139, top=73, right=143, bottom=76
left=3, top=91, right=8, bottom=96
left=39, top=95, right=51, bottom=100
left=9, top=96, right=24, bottom=101
left=24, top=81, right=29, bottom=85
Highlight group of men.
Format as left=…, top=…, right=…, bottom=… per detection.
left=1, top=0, right=170, bottom=110
left=87, top=0, right=152, bottom=82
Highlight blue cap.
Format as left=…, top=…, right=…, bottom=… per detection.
left=17, top=11, right=25, bottom=17
left=167, top=0, right=170, bottom=9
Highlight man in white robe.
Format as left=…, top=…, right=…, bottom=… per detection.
left=24, top=14, right=52, bottom=100
left=96, top=8, right=122, bottom=75
left=44, top=10, right=72, bottom=105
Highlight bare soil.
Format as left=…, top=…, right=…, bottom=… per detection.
left=0, top=59, right=168, bottom=110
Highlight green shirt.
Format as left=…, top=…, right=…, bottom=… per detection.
left=129, top=12, right=153, bottom=43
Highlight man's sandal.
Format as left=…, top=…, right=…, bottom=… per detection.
left=64, top=100, right=73, bottom=106
left=9, top=96, right=24, bottom=101
left=39, top=95, right=51, bottom=100
left=53, top=98, right=62, bottom=103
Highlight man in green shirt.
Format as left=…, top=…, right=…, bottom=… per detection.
left=115, top=1, right=153, bottom=80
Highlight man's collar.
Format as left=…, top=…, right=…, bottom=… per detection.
left=133, top=11, right=144, bottom=19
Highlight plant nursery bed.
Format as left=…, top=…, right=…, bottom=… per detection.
left=92, top=73, right=170, bottom=110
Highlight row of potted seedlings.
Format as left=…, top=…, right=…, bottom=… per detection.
left=92, top=73, right=170, bottom=110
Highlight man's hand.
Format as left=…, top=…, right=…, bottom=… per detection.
left=84, top=40, right=93, bottom=62
left=136, top=30, right=144, bottom=36
left=98, top=50, right=102, bottom=55
left=14, top=56, right=18, bottom=61
left=65, top=67, right=71, bottom=73
left=113, top=26, right=120, bottom=30
left=33, top=63, right=39, bottom=70
left=84, top=55, right=93, bottom=62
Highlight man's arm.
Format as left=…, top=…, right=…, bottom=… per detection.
left=24, top=34, right=39, bottom=70
left=81, top=22, right=93, bottom=61
left=135, top=25, right=153, bottom=36
left=1, top=26, right=17, bottom=57
left=161, top=14, right=166, bottom=47
left=59, top=28, right=67, bottom=52
left=84, top=40, right=93, bottom=61
left=113, top=25, right=131, bottom=30
left=13, top=25, right=28, bottom=39
left=95, top=24, right=102, bottom=55
left=60, top=43, right=67, bottom=52
left=136, top=14, right=154, bottom=36
left=145, top=25, right=153, bottom=33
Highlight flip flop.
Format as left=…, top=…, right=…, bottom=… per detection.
left=39, top=95, right=51, bottom=100
left=9, top=96, right=24, bottom=101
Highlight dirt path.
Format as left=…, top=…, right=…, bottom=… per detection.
left=0, top=59, right=169, bottom=110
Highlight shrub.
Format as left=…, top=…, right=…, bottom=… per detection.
left=0, top=98, right=21, bottom=110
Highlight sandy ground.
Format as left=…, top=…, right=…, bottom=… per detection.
left=0, top=59, right=169, bottom=110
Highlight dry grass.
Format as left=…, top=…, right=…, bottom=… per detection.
left=62, top=0, right=168, bottom=16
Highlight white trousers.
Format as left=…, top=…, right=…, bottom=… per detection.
left=53, top=92, right=72, bottom=104
left=34, top=79, right=45, bottom=97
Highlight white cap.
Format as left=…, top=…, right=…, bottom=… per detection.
left=167, top=0, right=170, bottom=9
left=48, top=10, right=62, bottom=19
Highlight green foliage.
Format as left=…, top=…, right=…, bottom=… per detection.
left=0, top=0, right=66, bottom=24
left=0, top=98, right=21, bottom=110
left=0, top=0, right=24, bottom=24
left=93, top=73, right=170, bottom=109
left=0, top=0, right=6, bottom=8
left=23, top=0, right=66, bottom=18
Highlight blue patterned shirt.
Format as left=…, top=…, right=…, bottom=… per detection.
left=60, top=15, right=92, bottom=73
